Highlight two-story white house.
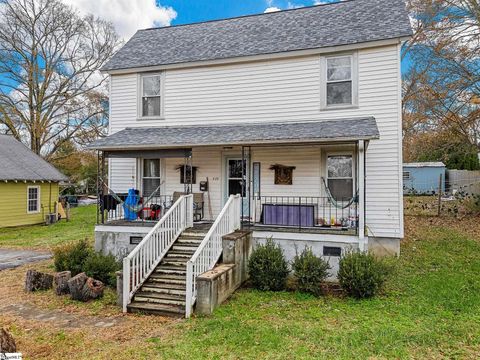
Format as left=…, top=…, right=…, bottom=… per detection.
left=90, top=0, right=412, bottom=316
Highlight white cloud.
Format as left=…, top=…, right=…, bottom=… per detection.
left=264, top=6, right=282, bottom=13
left=287, top=2, right=304, bottom=9
left=62, top=0, right=177, bottom=39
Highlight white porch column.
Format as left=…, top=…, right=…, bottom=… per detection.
left=358, top=140, right=367, bottom=251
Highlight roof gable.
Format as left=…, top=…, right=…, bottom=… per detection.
left=0, top=135, right=68, bottom=182
left=102, top=0, right=412, bottom=72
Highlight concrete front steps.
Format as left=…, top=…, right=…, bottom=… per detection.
left=127, top=229, right=207, bottom=317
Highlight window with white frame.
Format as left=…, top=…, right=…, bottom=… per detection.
left=327, top=155, right=353, bottom=200
left=142, top=159, right=161, bottom=196
left=325, top=55, right=353, bottom=107
left=140, top=74, right=162, bottom=117
left=27, top=186, right=40, bottom=213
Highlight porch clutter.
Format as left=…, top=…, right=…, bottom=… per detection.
left=25, top=269, right=53, bottom=292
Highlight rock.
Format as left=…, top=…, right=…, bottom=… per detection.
left=25, top=270, right=53, bottom=292
left=0, top=328, right=16, bottom=353
left=68, top=272, right=88, bottom=301
left=53, top=271, right=71, bottom=295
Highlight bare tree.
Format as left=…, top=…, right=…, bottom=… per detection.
left=404, top=0, right=480, bottom=152
left=0, top=0, right=120, bottom=157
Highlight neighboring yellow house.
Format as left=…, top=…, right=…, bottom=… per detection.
left=0, top=135, right=67, bottom=228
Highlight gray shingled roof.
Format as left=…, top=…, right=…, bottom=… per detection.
left=88, top=118, right=379, bottom=150
left=102, top=0, right=412, bottom=72
left=0, top=135, right=68, bottom=182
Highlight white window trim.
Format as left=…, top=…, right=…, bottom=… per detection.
left=326, top=152, right=355, bottom=201
left=140, top=158, right=162, bottom=196
left=137, top=72, right=165, bottom=120
left=320, top=52, right=358, bottom=110
left=27, top=185, right=40, bottom=214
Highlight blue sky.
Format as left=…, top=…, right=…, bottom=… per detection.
left=160, top=0, right=337, bottom=25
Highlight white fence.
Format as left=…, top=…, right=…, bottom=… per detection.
left=122, top=194, right=193, bottom=312
left=185, top=194, right=241, bottom=318
left=447, top=170, right=480, bottom=195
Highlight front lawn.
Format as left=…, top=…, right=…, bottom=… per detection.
left=0, top=205, right=96, bottom=249
left=1, top=216, right=480, bottom=359
left=156, top=216, right=480, bottom=359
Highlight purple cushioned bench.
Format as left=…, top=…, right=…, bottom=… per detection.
left=262, top=204, right=315, bottom=227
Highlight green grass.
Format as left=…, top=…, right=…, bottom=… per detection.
left=0, top=205, right=96, bottom=249
left=154, top=223, right=480, bottom=359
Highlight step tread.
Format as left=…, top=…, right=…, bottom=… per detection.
left=142, top=282, right=186, bottom=291
left=135, top=291, right=185, bottom=301
left=149, top=273, right=186, bottom=280
left=127, top=301, right=185, bottom=315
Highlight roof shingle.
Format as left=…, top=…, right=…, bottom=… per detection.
left=0, top=135, right=68, bottom=182
left=102, top=0, right=412, bottom=72
left=88, top=118, right=379, bottom=150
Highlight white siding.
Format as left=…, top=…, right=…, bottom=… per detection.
left=108, top=44, right=403, bottom=238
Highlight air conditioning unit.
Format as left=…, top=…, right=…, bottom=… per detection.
left=45, top=213, right=57, bottom=225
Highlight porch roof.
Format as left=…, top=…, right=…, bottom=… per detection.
left=89, top=117, right=379, bottom=151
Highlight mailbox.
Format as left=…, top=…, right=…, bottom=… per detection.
left=199, top=180, right=208, bottom=191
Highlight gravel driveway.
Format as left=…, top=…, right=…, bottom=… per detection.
left=0, top=249, right=52, bottom=270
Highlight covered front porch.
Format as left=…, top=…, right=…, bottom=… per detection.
left=91, top=118, right=378, bottom=247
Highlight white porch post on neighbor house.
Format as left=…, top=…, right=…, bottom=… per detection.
left=358, top=140, right=367, bottom=251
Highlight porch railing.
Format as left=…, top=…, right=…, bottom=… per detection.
left=122, top=194, right=193, bottom=312
left=101, top=194, right=173, bottom=224
left=185, top=194, right=241, bottom=318
left=249, top=195, right=358, bottom=232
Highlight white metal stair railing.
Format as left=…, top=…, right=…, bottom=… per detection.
left=122, top=194, right=193, bottom=312
left=185, top=194, right=241, bottom=318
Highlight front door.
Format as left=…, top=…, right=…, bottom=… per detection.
left=225, top=158, right=249, bottom=217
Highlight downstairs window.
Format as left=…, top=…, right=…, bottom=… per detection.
left=327, top=155, right=353, bottom=201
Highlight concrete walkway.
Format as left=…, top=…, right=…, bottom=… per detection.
left=0, top=249, right=52, bottom=270
left=0, top=303, right=123, bottom=329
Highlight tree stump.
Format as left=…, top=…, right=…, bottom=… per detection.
left=54, top=271, right=71, bottom=295
left=82, top=278, right=105, bottom=300
left=67, top=273, right=104, bottom=301
left=68, top=272, right=88, bottom=301
left=25, top=270, right=53, bottom=292
left=0, top=328, right=16, bottom=353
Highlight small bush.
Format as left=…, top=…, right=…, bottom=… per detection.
left=292, top=247, right=330, bottom=296
left=248, top=238, right=289, bottom=291
left=338, top=251, right=390, bottom=298
left=83, top=252, right=121, bottom=287
left=53, top=239, right=93, bottom=276
left=53, top=239, right=120, bottom=287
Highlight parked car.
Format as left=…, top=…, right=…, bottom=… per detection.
left=60, top=195, right=78, bottom=208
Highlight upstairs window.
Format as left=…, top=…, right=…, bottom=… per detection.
left=326, top=56, right=352, bottom=106
left=27, top=186, right=40, bottom=213
left=327, top=155, right=353, bottom=201
left=140, top=74, right=162, bottom=117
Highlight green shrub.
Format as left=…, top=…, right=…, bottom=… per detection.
left=248, top=238, right=289, bottom=291
left=53, top=239, right=93, bottom=276
left=83, top=252, right=121, bottom=287
left=292, top=247, right=330, bottom=296
left=338, top=251, right=390, bottom=299
left=53, top=239, right=120, bottom=287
